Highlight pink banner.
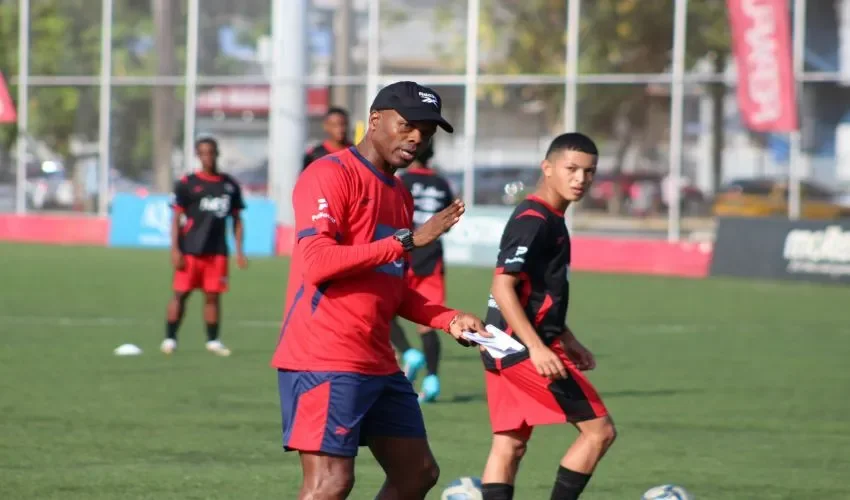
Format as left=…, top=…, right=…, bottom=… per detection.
left=0, top=214, right=109, bottom=245
left=0, top=71, right=16, bottom=124
left=727, top=0, right=798, bottom=132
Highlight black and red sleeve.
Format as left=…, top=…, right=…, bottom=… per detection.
left=171, top=176, right=191, bottom=213
left=495, top=210, right=547, bottom=276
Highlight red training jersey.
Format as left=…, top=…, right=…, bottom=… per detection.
left=271, top=147, right=458, bottom=375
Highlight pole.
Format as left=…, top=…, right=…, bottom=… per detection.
left=365, top=0, right=380, bottom=123
left=15, top=0, right=29, bottom=215
left=788, top=0, right=806, bottom=220
left=182, top=0, right=199, bottom=176
left=564, top=0, right=580, bottom=230
left=97, top=0, right=113, bottom=216
left=331, top=0, right=352, bottom=109
left=268, top=0, right=307, bottom=224
left=462, top=0, right=480, bottom=207
left=667, top=0, right=688, bottom=242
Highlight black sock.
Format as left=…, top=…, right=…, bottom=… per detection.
left=482, top=483, right=514, bottom=500
left=550, top=466, right=592, bottom=500
left=421, top=329, right=441, bottom=375
left=206, top=323, right=219, bottom=342
left=166, top=321, right=180, bottom=340
left=389, top=320, right=412, bottom=353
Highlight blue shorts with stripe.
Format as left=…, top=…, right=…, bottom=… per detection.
left=277, top=369, right=426, bottom=457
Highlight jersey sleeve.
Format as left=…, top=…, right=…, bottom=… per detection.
left=294, top=159, right=405, bottom=285
left=398, top=286, right=458, bottom=332
left=171, top=177, right=190, bottom=212
left=293, top=160, right=348, bottom=241
left=229, top=180, right=246, bottom=214
left=441, top=177, right=455, bottom=210
left=495, top=213, right=547, bottom=275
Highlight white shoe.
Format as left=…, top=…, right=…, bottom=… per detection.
left=205, top=340, right=231, bottom=357
left=160, top=338, right=177, bottom=355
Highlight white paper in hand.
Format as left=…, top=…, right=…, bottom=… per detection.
left=462, top=325, right=526, bottom=359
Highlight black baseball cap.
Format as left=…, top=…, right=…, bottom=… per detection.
left=370, top=81, right=454, bottom=134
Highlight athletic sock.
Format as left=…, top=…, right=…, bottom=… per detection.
left=389, top=320, right=412, bottom=353
left=482, top=483, right=514, bottom=500
left=550, top=466, right=592, bottom=500
left=206, top=323, right=220, bottom=342
left=421, top=329, right=441, bottom=375
left=166, top=321, right=180, bottom=341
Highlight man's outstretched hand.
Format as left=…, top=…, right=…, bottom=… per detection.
left=447, top=312, right=490, bottom=347
left=413, top=199, right=465, bottom=248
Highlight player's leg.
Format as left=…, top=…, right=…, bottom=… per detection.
left=480, top=366, right=532, bottom=500
left=278, top=370, right=384, bottom=499
left=298, top=452, right=355, bottom=500
left=391, top=319, right=425, bottom=381
left=417, top=324, right=440, bottom=401
left=551, top=415, right=616, bottom=500
left=481, top=428, right=531, bottom=500
left=202, top=255, right=230, bottom=356
left=416, top=266, right=445, bottom=402
left=162, top=292, right=190, bottom=354
left=546, top=347, right=615, bottom=500
left=363, top=373, right=439, bottom=499
left=163, top=255, right=198, bottom=354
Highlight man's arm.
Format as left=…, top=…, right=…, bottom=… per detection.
left=295, top=161, right=405, bottom=285
left=490, top=214, right=566, bottom=378
left=169, top=178, right=189, bottom=268
left=229, top=181, right=247, bottom=260
left=491, top=273, right=547, bottom=351
left=300, top=235, right=403, bottom=285
left=397, top=285, right=458, bottom=332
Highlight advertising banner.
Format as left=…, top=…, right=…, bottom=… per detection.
left=727, top=0, right=798, bottom=132
left=711, top=217, right=850, bottom=283
left=108, top=194, right=277, bottom=257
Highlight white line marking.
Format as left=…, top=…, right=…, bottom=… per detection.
left=0, top=315, right=280, bottom=329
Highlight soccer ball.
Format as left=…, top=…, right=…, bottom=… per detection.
left=441, top=476, right=483, bottom=500
left=642, top=484, right=693, bottom=500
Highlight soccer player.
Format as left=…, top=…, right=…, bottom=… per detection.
left=271, top=81, right=490, bottom=500
left=389, top=142, right=455, bottom=402
left=161, top=137, right=248, bottom=357
left=479, top=133, right=617, bottom=500
left=302, top=106, right=352, bottom=172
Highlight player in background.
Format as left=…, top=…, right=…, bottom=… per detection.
left=161, top=137, right=248, bottom=357
left=479, top=133, right=616, bottom=500
left=271, top=81, right=490, bottom=500
left=302, top=107, right=352, bottom=172
left=389, top=142, right=455, bottom=403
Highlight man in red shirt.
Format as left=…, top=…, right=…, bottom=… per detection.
left=271, top=81, right=489, bottom=500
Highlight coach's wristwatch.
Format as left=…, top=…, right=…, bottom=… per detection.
left=393, top=228, right=415, bottom=252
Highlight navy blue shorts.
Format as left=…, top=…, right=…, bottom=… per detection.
left=277, top=369, right=426, bottom=457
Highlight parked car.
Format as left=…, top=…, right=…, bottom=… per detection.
left=712, top=177, right=849, bottom=219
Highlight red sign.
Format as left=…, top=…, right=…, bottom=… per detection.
left=727, top=0, right=798, bottom=132
left=0, top=71, right=16, bottom=123
left=195, top=86, right=329, bottom=117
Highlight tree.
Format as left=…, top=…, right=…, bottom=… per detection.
left=434, top=0, right=731, bottom=186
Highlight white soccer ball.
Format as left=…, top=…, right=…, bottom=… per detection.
left=441, top=476, right=483, bottom=500
left=642, top=484, right=693, bottom=500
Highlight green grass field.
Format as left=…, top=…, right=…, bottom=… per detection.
left=1, top=243, right=849, bottom=499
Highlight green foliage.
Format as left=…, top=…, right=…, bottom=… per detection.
left=0, top=0, right=270, bottom=180
left=435, top=0, right=731, bottom=139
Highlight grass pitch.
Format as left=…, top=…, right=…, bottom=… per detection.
left=1, top=243, right=849, bottom=499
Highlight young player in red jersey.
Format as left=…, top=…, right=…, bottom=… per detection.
left=271, top=81, right=490, bottom=500
left=389, top=143, right=456, bottom=402
left=302, top=107, right=352, bottom=172
left=161, top=138, right=247, bottom=357
left=479, top=133, right=616, bottom=500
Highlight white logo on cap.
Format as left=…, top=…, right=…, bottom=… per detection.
left=419, top=91, right=438, bottom=107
